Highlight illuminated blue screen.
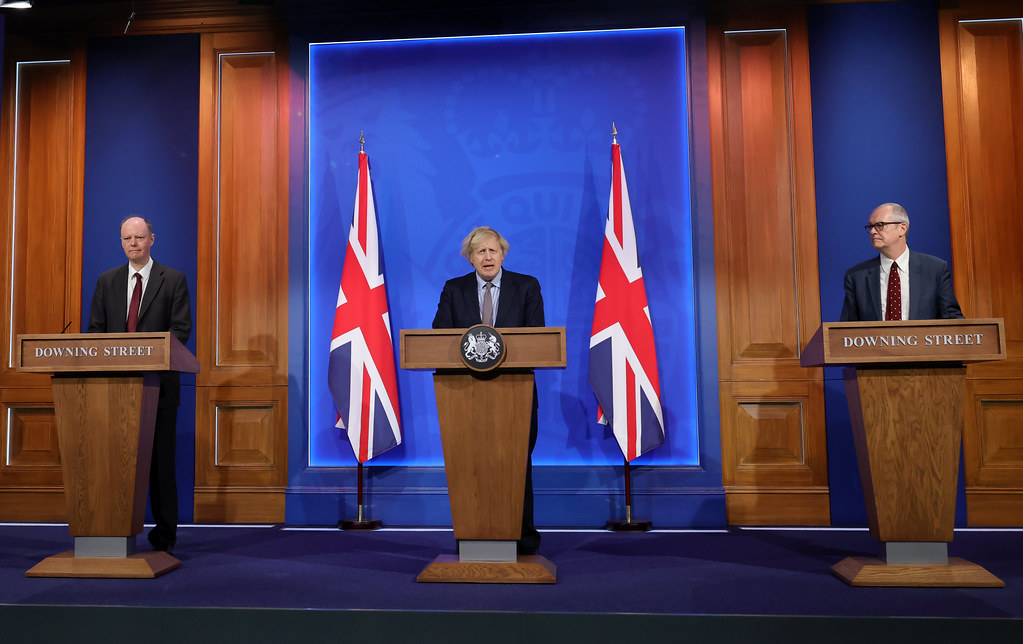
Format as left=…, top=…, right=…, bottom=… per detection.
left=309, top=27, right=697, bottom=466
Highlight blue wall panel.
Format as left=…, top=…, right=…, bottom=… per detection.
left=807, top=0, right=965, bottom=526
left=82, top=34, right=200, bottom=523
left=289, top=24, right=725, bottom=527
left=307, top=27, right=699, bottom=470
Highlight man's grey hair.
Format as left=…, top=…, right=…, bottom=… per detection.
left=876, top=203, right=909, bottom=225
left=460, top=226, right=509, bottom=260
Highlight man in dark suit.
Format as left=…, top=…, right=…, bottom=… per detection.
left=432, top=226, right=544, bottom=555
left=87, top=216, right=192, bottom=553
left=841, top=203, right=964, bottom=322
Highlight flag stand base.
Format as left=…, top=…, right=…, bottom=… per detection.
left=608, top=464, right=651, bottom=531
left=341, top=465, right=381, bottom=530
left=606, top=519, right=652, bottom=532
left=339, top=518, right=382, bottom=531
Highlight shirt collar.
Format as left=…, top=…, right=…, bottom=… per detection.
left=130, top=257, right=155, bottom=281
left=880, top=248, right=908, bottom=274
left=475, top=268, right=503, bottom=290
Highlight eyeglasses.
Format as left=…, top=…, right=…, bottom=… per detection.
left=864, top=221, right=905, bottom=232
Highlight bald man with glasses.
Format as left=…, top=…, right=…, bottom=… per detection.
left=840, top=202, right=964, bottom=322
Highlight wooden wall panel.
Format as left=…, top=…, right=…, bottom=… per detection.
left=195, top=31, right=289, bottom=522
left=0, top=389, right=66, bottom=520
left=0, top=41, right=85, bottom=520
left=709, top=13, right=828, bottom=525
left=215, top=52, right=282, bottom=371
left=940, top=5, right=1023, bottom=525
left=5, top=407, right=61, bottom=470
left=193, top=386, right=287, bottom=521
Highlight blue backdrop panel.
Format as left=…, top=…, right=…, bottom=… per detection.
left=807, top=0, right=964, bottom=526
left=308, top=27, right=698, bottom=471
left=81, top=34, right=200, bottom=522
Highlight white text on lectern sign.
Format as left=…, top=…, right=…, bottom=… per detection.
left=33, top=344, right=156, bottom=358
left=825, top=320, right=1003, bottom=363
left=842, top=333, right=986, bottom=348
left=17, top=334, right=172, bottom=372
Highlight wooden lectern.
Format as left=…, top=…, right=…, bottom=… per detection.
left=400, top=327, right=566, bottom=583
left=15, top=332, right=200, bottom=578
left=802, top=319, right=1006, bottom=587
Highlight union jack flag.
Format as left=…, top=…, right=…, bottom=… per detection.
left=327, top=148, right=402, bottom=463
left=588, top=136, right=664, bottom=461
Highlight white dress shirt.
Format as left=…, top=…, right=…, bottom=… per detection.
left=125, top=257, right=154, bottom=322
left=476, top=268, right=502, bottom=324
left=879, top=248, right=909, bottom=321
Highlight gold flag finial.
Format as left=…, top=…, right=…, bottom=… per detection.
left=359, top=131, right=365, bottom=153
left=612, top=122, right=618, bottom=144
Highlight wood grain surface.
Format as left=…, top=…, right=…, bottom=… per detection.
left=26, top=550, right=180, bottom=579
left=417, top=554, right=556, bottom=584
left=831, top=556, right=1003, bottom=588
left=433, top=372, right=534, bottom=541
left=845, top=366, right=965, bottom=542
left=52, top=373, right=160, bottom=536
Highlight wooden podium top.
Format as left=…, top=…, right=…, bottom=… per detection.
left=400, top=327, right=567, bottom=370
left=15, top=332, right=200, bottom=374
left=800, top=318, right=1006, bottom=367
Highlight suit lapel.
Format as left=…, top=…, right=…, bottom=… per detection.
left=494, top=272, right=519, bottom=327
left=866, top=259, right=882, bottom=321
left=112, top=266, right=130, bottom=331
left=907, top=250, right=921, bottom=320
left=460, top=273, right=482, bottom=325
left=138, top=261, right=164, bottom=324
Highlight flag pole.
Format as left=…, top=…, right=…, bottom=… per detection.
left=340, top=461, right=382, bottom=530
left=596, top=122, right=655, bottom=532
left=332, top=130, right=396, bottom=531
left=606, top=458, right=652, bottom=531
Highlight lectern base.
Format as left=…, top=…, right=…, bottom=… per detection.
left=26, top=550, right=181, bottom=579
left=417, top=554, right=556, bottom=584
left=831, top=556, right=1004, bottom=587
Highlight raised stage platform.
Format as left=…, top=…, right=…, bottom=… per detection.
left=2, top=524, right=1021, bottom=642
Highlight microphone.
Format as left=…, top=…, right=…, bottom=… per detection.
left=60, top=320, right=73, bottom=334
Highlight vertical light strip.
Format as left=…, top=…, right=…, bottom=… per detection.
left=214, top=405, right=220, bottom=464
left=307, top=44, right=315, bottom=467
left=6, top=65, right=21, bottom=369
left=7, top=60, right=71, bottom=367
left=5, top=408, right=11, bottom=466
left=215, top=53, right=224, bottom=366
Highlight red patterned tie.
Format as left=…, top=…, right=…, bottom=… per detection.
left=127, top=272, right=142, bottom=332
left=886, top=263, right=901, bottom=321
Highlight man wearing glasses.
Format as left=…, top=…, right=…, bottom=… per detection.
left=840, top=202, right=963, bottom=322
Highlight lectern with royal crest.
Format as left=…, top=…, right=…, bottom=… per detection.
left=400, top=325, right=566, bottom=583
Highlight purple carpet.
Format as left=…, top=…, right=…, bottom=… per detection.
left=2, top=524, right=1021, bottom=618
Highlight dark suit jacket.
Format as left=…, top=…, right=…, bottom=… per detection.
left=87, top=260, right=192, bottom=407
left=840, top=250, right=964, bottom=322
left=432, top=269, right=545, bottom=329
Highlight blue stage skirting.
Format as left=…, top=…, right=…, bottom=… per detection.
left=2, top=524, right=1022, bottom=641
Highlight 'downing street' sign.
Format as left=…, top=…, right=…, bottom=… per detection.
left=801, top=319, right=1006, bottom=367
left=16, top=333, right=188, bottom=373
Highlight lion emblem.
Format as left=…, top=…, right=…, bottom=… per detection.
left=463, top=330, right=501, bottom=363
